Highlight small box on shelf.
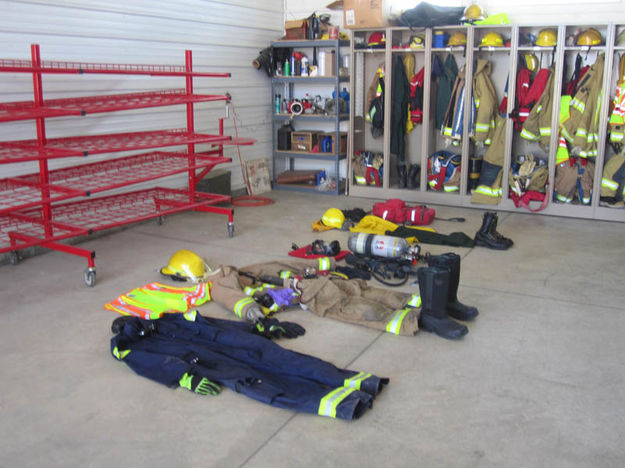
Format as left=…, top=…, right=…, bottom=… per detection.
left=285, top=19, right=308, bottom=40
left=276, top=169, right=324, bottom=185
left=343, top=0, right=392, bottom=29
left=317, top=132, right=347, bottom=154
left=291, top=131, right=318, bottom=152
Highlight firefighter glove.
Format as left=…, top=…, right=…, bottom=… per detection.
left=255, top=317, right=305, bottom=339
left=266, top=288, right=299, bottom=308
left=519, top=158, right=536, bottom=177
left=245, top=305, right=266, bottom=322
left=179, top=372, right=221, bottom=396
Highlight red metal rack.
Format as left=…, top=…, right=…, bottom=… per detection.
left=0, top=44, right=252, bottom=286
left=0, top=89, right=230, bottom=123
left=0, top=129, right=231, bottom=163
left=0, top=151, right=231, bottom=216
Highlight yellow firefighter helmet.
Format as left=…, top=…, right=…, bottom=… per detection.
left=536, top=29, right=557, bottom=47
left=577, top=28, right=602, bottom=46
left=448, top=32, right=467, bottom=46
left=160, top=249, right=211, bottom=282
left=480, top=32, right=504, bottom=47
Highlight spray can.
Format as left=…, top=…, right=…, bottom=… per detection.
left=347, top=233, right=417, bottom=260
left=290, top=55, right=297, bottom=76
left=301, top=56, right=309, bottom=76
left=284, top=59, right=290, bottom=77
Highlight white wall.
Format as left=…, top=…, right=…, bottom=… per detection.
left=481, top=0, right=625, bottom=24
left=286, top=0, right=625, bottom=26
left=0, top=0, right=284, bottom=192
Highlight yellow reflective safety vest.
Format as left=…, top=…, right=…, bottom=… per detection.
left=104, top=282, right=211, bottom=319
left=556, top=96, right=572, bottom=165
left=609, top=84, right=625, bottom=145
left=609, top=54, right=625, bottom=144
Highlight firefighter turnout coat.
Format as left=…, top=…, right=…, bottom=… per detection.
left=521, top=66, right=556, bottom=149
left=208, top=258, right=421, bottom=336
left=472, top=59, right=498, bottom=145
left=561, top=53, right=605, bottom=159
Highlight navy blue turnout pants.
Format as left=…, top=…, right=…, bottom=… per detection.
left=110, top=311, right=388, bottom=420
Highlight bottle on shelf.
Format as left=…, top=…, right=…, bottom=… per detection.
left=301, top=56, right=309, bottom=76
left=274, top=94, right=281, bottom=114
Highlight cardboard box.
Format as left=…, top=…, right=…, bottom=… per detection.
left=343, top=0, right=390, bottom=29
left=285, top=19, right=308, bottom=40
left=291, top=131, right=318, bottom=152
left=245, top=159, right=271, bottom=195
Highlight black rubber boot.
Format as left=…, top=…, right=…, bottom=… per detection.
left=398, top=164, right=407, bottom=188
left=426, top=253, right=478, bottom=321
left=416, top=266, right=468, bottom=340
left=489, top=212, right=514, bottom=248
left=474, top=212, right=511, bottom=250
left=407, top=164, right=420, bottom=189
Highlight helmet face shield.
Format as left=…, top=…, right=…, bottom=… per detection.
left=524, top=53, right=538, bottom=72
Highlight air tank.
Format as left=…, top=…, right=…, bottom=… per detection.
left=347, top=233, right=417, bottom=260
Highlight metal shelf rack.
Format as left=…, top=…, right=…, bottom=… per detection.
left=270, top=39, right=349, bottom=196
left=0, top=44, right=251, bottom=285
left=0, top=89, right=232, bottom=123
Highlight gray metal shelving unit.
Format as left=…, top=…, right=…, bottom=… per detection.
left=271, top=39, right=350, bottom=195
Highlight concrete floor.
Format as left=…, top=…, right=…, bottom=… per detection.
left=1, top=190, right=624, bottom=468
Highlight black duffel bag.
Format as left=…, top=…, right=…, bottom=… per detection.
left=397, top=2, right=464, bottom=28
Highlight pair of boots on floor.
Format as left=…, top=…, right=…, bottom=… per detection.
left=398, top=163, right=420, bottom=189
left=417, top=252, right=477, bottom=340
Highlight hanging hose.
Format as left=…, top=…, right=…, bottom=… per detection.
left=229, top=101, right=274, bottom=207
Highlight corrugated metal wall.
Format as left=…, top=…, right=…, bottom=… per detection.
left=0, top=0, right=284, bottom=191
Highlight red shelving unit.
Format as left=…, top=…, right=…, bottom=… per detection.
left=0, top=44, right=252, bottom=286
left=0, top=89, right=231, bottom=122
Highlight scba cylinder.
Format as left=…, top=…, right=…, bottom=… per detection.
left=348, top=233, right=412, bottom=259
